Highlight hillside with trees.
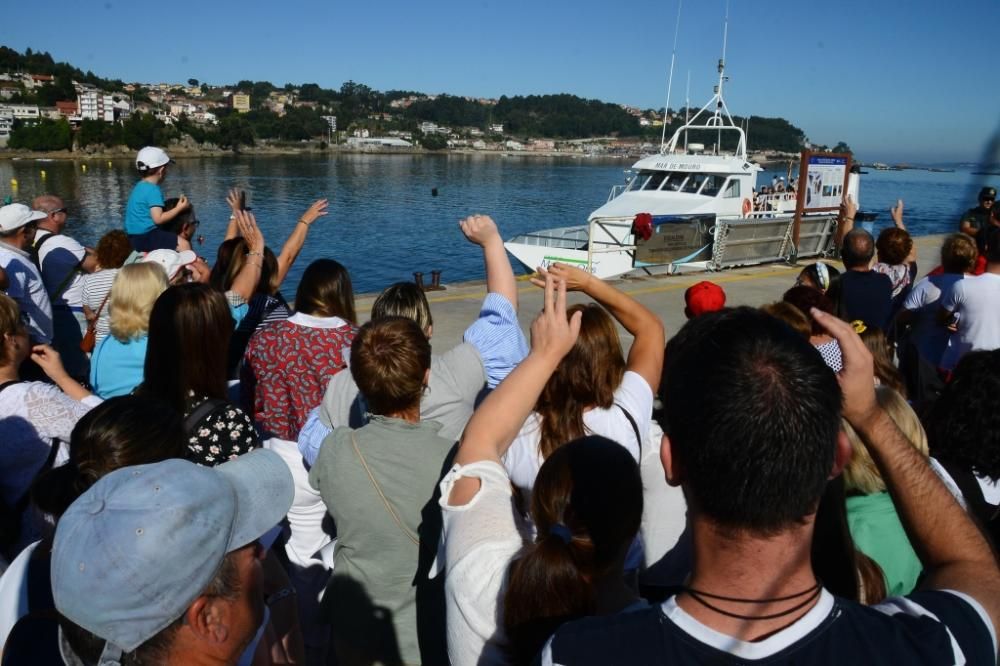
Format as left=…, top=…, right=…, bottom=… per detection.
left=1, top=47, right=819, bottom=154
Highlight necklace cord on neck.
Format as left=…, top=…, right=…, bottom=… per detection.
left=683, top=582, right=822, bottom=622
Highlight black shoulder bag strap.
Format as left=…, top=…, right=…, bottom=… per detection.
left=183, top=398, right=228, bottom=435
left=616, top=403, right=643, bottom=457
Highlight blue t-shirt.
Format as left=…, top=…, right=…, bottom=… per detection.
left=124, top=181, right=165, bottom=235
left=90, top=334, right=148, bottom=398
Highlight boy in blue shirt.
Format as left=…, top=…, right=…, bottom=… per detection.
left=124, top=146, right=190, bottom=252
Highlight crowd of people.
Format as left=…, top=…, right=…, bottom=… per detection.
left=0, top=145, right=999, bottom=665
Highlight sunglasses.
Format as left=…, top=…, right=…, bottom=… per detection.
left=49, top=207, right=68, bottom=215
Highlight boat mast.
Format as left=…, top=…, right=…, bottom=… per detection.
left=660, top=0, right=684, bottom=151
left=715, top=0, right=730, bottom=154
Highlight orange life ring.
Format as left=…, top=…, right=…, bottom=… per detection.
left=742, top=198, right=752, bottom=216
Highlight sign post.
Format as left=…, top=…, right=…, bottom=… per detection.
left=791, top=150, right=852, bottom=254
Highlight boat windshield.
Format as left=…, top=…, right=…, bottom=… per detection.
left=628, top=170, right=690, bottom=192
left=642, top=171, right=668, bottom=191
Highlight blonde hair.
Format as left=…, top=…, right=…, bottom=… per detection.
left=842, top=386, right=928, bottom=494
left=109, top=263, right=168, bottom=342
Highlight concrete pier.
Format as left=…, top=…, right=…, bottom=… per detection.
left=355, top=234, right=949, bottom=349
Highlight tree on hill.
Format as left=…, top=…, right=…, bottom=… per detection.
left=8, top=118, right=72, bottom=151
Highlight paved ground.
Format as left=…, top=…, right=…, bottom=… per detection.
left=354, top=234, right=948, bottom=351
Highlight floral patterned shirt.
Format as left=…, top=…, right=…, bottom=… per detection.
left=184, top=395, right=259, bottom=466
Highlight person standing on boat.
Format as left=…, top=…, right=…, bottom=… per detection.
left=959, top=186, right=996, bottom=252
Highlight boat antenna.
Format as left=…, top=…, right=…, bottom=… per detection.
left=660, top=0, right=684, bottom=151
left=715, top=0, right=730, bottom=154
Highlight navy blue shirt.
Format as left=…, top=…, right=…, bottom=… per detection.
left=828, top=270, right=894, bottom=331
left=541, top=590, right=995, bottom=665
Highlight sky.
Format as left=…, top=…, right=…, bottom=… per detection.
left=2, top=0, right=998, bottom=163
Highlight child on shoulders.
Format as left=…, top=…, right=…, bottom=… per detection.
left=124, top=146, right=190, bottom=252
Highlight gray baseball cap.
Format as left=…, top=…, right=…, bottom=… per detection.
left=51, top=449, right=293, bottom=659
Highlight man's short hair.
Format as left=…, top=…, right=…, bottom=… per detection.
left=659, top=307, right=842, bottom=534
left=941, top=233, right=978, bottom=274
left=351, top=316, right=431, bottom=416
left=841, top=229, right=875, bottom=269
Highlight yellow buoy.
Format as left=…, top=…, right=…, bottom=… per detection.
left=10, top=178, right=18, bottom=187
left=40, top=170, right=46, bottom=178
left=107, top=161, right=112, bottom=168
left=81, top=164, right=87, bottom=172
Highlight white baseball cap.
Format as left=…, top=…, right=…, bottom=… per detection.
left=0, top=203, right=47, bottom=233
left=136, top=146, right=174, bottom=172
left=141, top=249, right=197, bottom=279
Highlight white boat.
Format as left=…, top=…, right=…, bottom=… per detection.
left=504, top=28, right=852, bottom=279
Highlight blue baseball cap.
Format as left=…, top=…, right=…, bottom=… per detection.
left=51, top=449, right=293, bottom=659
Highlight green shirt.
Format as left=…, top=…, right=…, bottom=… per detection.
left=846, top=491, right=923, bottom=597
left=309, top=415, right=453, bottom=665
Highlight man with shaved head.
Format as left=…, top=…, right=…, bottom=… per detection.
left=31, top=194, right=97, bottom=380
left=827, top=228, right=893, bottom=330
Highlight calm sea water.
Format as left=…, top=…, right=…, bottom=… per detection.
left=0, top=155, right=994, bottom=294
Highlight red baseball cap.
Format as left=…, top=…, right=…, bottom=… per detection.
left=684, top=281, right=726, bottom=319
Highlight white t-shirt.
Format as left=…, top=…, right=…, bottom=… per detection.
left=35, top=230, right=86, bottom=308
left=939, top=273, right=1000, bottom=370
left=903, top=273, right=965, bottom=367
left=0, top=242, right=53, bottom=343
left=439, top=460, right=527, bottom=666
left=502, top=371, right=653, bottom=495
left=0, top=382, right=101, bottom=508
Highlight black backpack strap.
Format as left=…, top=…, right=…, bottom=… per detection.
left=616, top=403, right=642, bottom=457
left=184, top=397, right=227, bottom=435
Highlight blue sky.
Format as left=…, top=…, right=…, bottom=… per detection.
left=2, top=0, right=998, bottom=163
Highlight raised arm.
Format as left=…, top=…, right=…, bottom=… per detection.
left=891, top=199, right=906, bottom=231
left=460, top=214, right=517, bottom=309
left=533, top=262, right=664, bottom=391
left=274, top=198, right=328, bottom=289
left=449, top=274, right=580, bottom=506
left=229, top=210, right=265, bottom=303
left=834, top=194, right=858, bottom=249
left=224, top=189, right=242, bottom=241
left=150, top=195, right=189, bottom=226
left=814, top=307, right=1000, bottom=628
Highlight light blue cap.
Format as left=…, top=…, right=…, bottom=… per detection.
left=51, top=449, right=294, bottom=657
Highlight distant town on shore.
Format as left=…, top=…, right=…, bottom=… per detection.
left=0, top=46, right=847, bottom=162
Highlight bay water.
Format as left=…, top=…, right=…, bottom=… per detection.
left=0, top=154, right=994, bottom=294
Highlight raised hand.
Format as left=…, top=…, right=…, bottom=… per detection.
left=300, top=199, right=329, bottom=226
left=226, top=188, right=244, bottom=213
left=530, top=273, right=582, bottom=363
left=531, top=262, right=593, bottom=293
left=459, top=214, right=500, bottom=247
left=840, top=194, right=857, bottom=220
left=891, top=199, right=904, bottom=227
left=234, top=209, right=265, bottom=254
left=30, top=344, right=68, bottom=381
left=811, top=307, right=877, bottom=427
left=175, top=194, right=190, bottom=212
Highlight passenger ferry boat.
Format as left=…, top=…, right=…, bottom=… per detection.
left=504, top=55, right=855, bottom=279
